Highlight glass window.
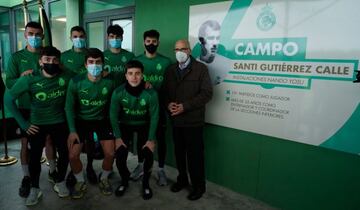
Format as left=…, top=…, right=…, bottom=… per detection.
left=84, top=0, right=134, bottom=14
left=15, top=3, right=39, bottom=51
left=87, top=21, right=104, bottom=50
left=112, top=19, right=133, bottom=52
left=50, top=0, right=66, bottom=52
left=0, top=10, right=10, bottom=73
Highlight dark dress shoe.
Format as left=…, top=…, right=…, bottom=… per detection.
left=19, top=176, right=31, bottom=198
left=170, top=182, right=188, bottom=192
left=187, top=188, right=205, bottom=200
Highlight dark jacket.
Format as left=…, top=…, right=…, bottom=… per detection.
left=162, top=56, right=213, bottom=127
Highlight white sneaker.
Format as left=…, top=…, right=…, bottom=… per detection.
left=53, top=181, right=70, bottom=198
left=130, top=163, right=144, bottom=181
left=25, top=187, right=42, bottom=206
left=157, top=169, right=168, bottom=186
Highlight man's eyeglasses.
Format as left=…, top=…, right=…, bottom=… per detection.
left=174, top=48, right=189, bottom=52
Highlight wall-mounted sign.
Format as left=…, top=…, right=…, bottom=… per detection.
left=189, top=0, right=360, bottom=154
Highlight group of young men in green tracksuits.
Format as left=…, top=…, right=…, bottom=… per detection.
left=4, top=21, right=172, bottom=205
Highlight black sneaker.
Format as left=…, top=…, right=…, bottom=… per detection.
left=86, top=167, right=98, bottom=184
left=66, top=171, right=76, bottom=188
left=115, top=182, right=128, bottom=197
left=19, top=176, right=31, bottom=198
left=142, top=185, right=153, bottom=200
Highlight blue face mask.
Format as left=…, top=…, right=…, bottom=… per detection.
left=108, top=39, right=122, bottom=48
left=72, top=38, right=86, bottom=49
left=87, top=64, right=102, bottom=77
left=27, top=36, right=42, bottom=48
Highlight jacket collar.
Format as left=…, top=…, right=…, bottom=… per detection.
left=176, top=56, right=194, bottom=80
left=178, top=55, right=191, bottom=70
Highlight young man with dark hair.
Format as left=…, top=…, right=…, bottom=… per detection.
left=4, top=21, right=56, bottom=198
left=5, top=46, right=72, bottom=206
left=133, top=29, right=171, bottom=186
left=61, top=26, right=100, bottom=186
left=65, top=48, right=116, bottom=198
left=110, top=60, right=159, bottom=200
left=103, top=24, right=134, bottom=86
left=61, top=26, right=88, bottom=75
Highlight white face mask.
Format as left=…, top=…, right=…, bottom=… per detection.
left=175, top=51, right=189, bottom=63
left=87, top=64, right=102, bottom=77
left=72, top=38, right=86, bottom=48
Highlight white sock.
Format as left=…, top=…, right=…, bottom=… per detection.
left=22, top=164, right=30, bottom=177
left=101, top=170, right=111, bottom=180
left=48, top=159, right=56, bottom=173
left=74, top=171, right=85, bottom=183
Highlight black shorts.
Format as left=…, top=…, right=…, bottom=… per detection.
left=18, top=109, right=30, bottom=137
left=76, top=120, right=114, bottom=143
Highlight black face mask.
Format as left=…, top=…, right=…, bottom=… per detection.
left=43, top=63, right=61, bottom=75
left=145, top=44, right=158, bottom=54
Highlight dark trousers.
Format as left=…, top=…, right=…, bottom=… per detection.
left=115, top=124, right=153, bottom=184
left=28, top=123, right=69, bottom=187
left=172, top=126, right=205, bottom=191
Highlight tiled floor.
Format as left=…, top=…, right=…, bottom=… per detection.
left=0, top=139, right=277, bottom=210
